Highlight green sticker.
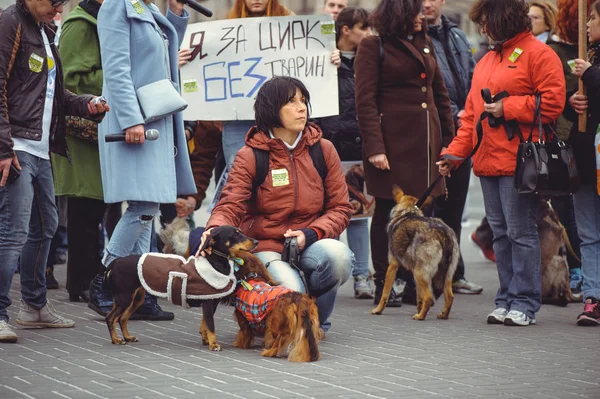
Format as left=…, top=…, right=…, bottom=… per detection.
left=508, top=47, right=524, bottom=63
left=321, top=21, right=335, bottom=35
left=567, top=59, right=576, bottom=73
left=28, top=53, right=43, bottom=73
left=183, top=79, right=199, bottom=93
left=131, top=0, right=144, bottom=14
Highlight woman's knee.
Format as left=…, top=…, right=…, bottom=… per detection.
left=304, top=239, right=354, bottom=285
left=263, top=260, right=306, bottom=293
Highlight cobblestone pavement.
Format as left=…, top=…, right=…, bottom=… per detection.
left=1, top=178, right=599, bottom=399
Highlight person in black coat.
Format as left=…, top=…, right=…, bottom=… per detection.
left=316, top=7, right=375, bottom=300
left=566, top=0, right=600, bottom=326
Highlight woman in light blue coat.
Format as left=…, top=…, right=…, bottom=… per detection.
left=97, top=0, right=196, bottom=267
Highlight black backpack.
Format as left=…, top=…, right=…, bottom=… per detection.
left=251, top=142, right=329, bottom=195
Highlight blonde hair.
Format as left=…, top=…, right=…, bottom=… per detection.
left=227, top=0, right=291, bottom=19
left=529, top=0, right=558, bottom=32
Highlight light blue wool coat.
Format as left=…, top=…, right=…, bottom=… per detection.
left=97, top=0, right=196, bottom=203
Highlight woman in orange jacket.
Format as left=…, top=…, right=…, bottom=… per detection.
left=203, top=77, right=354, bottom=332
left=438, top=0, right=565, bottom=326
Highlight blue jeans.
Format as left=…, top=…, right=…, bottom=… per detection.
left=480, top=176, right=541, bottom=318
left=255, top=239, right=354, bottom=332
left=573, top=184, right=600, bottom=300
left=347, top=218, right=369, bottom=278
left=222, top=120, right=254, bottom=168
left=0, top=151, right=58, bottom=322
left=102, top=201, right=160, bottom=267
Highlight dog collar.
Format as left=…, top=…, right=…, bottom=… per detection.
left=211, top=249, right=245, bottom=270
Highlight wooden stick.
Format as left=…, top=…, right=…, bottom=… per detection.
left=579, top=0, right=588, bottom=132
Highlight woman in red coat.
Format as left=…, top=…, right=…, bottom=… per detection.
left=438, top=0, right=565, bottom=326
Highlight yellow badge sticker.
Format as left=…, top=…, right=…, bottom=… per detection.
left=508, top=47, right=524, bottom=63
left=131, top=0, right=144, bottom=14
left=271, top=168, right=290, bottom=187
left=183, top=79, right=199, bottom=93
left=47, top=57, right=54, bottom=71
left=321, top=21, right=335, bottom=35
left=28, top=53, right=43, bottom=73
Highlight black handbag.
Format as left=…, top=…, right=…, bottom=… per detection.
left=514, top=94, right=580, bottom=196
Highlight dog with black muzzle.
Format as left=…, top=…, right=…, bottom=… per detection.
left=104, top=226, right=257, bottom=350
left=372, top=185, right=459, bottom=320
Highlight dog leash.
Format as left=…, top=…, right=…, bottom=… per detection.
left=415, top=175, right=444, bottom=209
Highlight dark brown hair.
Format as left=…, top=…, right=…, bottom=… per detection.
left=254, top=77, right=311, bottom=133
left=370, top=0, right=424, bottom=39
left=556, top=0, right=595, bottom=44
left=227, top=0, right=291, bottom=19
left=470, top=0, right=532, bottom=42
left=335, top=7, right=370, bottom=43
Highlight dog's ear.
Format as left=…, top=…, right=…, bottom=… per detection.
left=392, top=185, right=404, bottom=203
left=199, top=229, right=218, bottom=256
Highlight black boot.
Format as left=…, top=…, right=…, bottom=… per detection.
left=87, top=273, right=113, bottom=316
left=133, top=294, right=174, bottom=321
left=374, top=281, right=402, bottom=307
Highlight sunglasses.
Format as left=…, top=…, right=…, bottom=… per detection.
left=50, top=0, right=70, bottom=7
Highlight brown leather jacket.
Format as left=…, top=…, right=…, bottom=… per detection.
left=207, top=123, right=352, bottom=253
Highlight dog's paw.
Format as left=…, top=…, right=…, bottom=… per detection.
left=412, top=313, right=426, bottom=320
left=371, top=305, right=385, bottom=315
left=437, top=312, right=449, bottom=320
left=209, top=344, right=222, bottom=351
left=111, top=338, right=126, bottom=345
left=125, top=336, right=139, bottom=342
left=201, top=339, right=209, bottom=346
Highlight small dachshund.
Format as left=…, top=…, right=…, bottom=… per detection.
left=230, top=251, right=321, bottom=362
left=104, top=226, right=257, bottom=350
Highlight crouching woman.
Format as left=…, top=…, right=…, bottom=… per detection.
left=202, top=77, right=355, bottom=332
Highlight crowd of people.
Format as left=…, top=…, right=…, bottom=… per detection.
left=1, top=0, right=599, bottom=346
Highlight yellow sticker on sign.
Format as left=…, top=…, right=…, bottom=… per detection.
left=29, top=53, right=43, bottom=73
left=508, top=47, right=524, bottom=63
left=271, top=168, right=290, bottom=187
left=183, top=79, right=198, bottom=93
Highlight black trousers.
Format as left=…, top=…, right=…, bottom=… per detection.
left=433, top=158, right=471, bottom=282
left=66, top=198, right=120, bottom=295
left=371, top=197, right=414, bottom=287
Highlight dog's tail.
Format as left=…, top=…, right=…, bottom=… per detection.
left=288, top=300, right=321, bottom=362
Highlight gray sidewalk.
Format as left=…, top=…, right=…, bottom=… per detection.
left=1, top=178, right=599, bottom=399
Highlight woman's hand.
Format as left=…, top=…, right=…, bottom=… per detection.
left=284, top=229, right=306, bottom=251
left=569, top=93, right=588, bottom=115
left=573, top=58, right=592, bottom=78
left=175, top=197, right=197, bottom=218
left=168, top=0, right=184, bottom=16
left=368, top=153, right=390, bottom=170
left=436, top=159, right=454, bottom=177
left=178, top=49, right=192, bottom=68
left=330, top=49, right=341, bottom=68
left=195, top=227, right=214, bottom=257
left=484, top=99, right=503, bottom=118
left=87, top=98, right=110, bottom=115
left=125, top=124, right=145, bottom=144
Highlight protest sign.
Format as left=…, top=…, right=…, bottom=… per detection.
left=180, top=15, right=339, bottom=121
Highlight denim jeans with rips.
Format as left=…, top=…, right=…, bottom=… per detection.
left=0, top=151, right=58, bottom=322
left=255, top=239, right=354, bottom=332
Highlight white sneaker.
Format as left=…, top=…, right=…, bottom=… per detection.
left=504, top=310, right=536, bottom=326
left=487, top=307, right=508, bottom=324
left=16, top=300, right=75, bottom=328
left=0, top=320, right=18, bottom=343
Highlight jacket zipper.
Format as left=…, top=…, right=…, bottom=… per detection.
left=287, top=150, right=299, bottom=232
left=426, top=109, right=431, bottom=186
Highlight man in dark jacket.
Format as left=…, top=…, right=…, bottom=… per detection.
left=0, top=0, right=108, bottom=343
left=424, top=0, right=483, bottom=295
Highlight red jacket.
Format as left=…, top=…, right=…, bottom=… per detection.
left=442, top=32, right=566, bottom=176
left=207, top=123, right=352, bottom=253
